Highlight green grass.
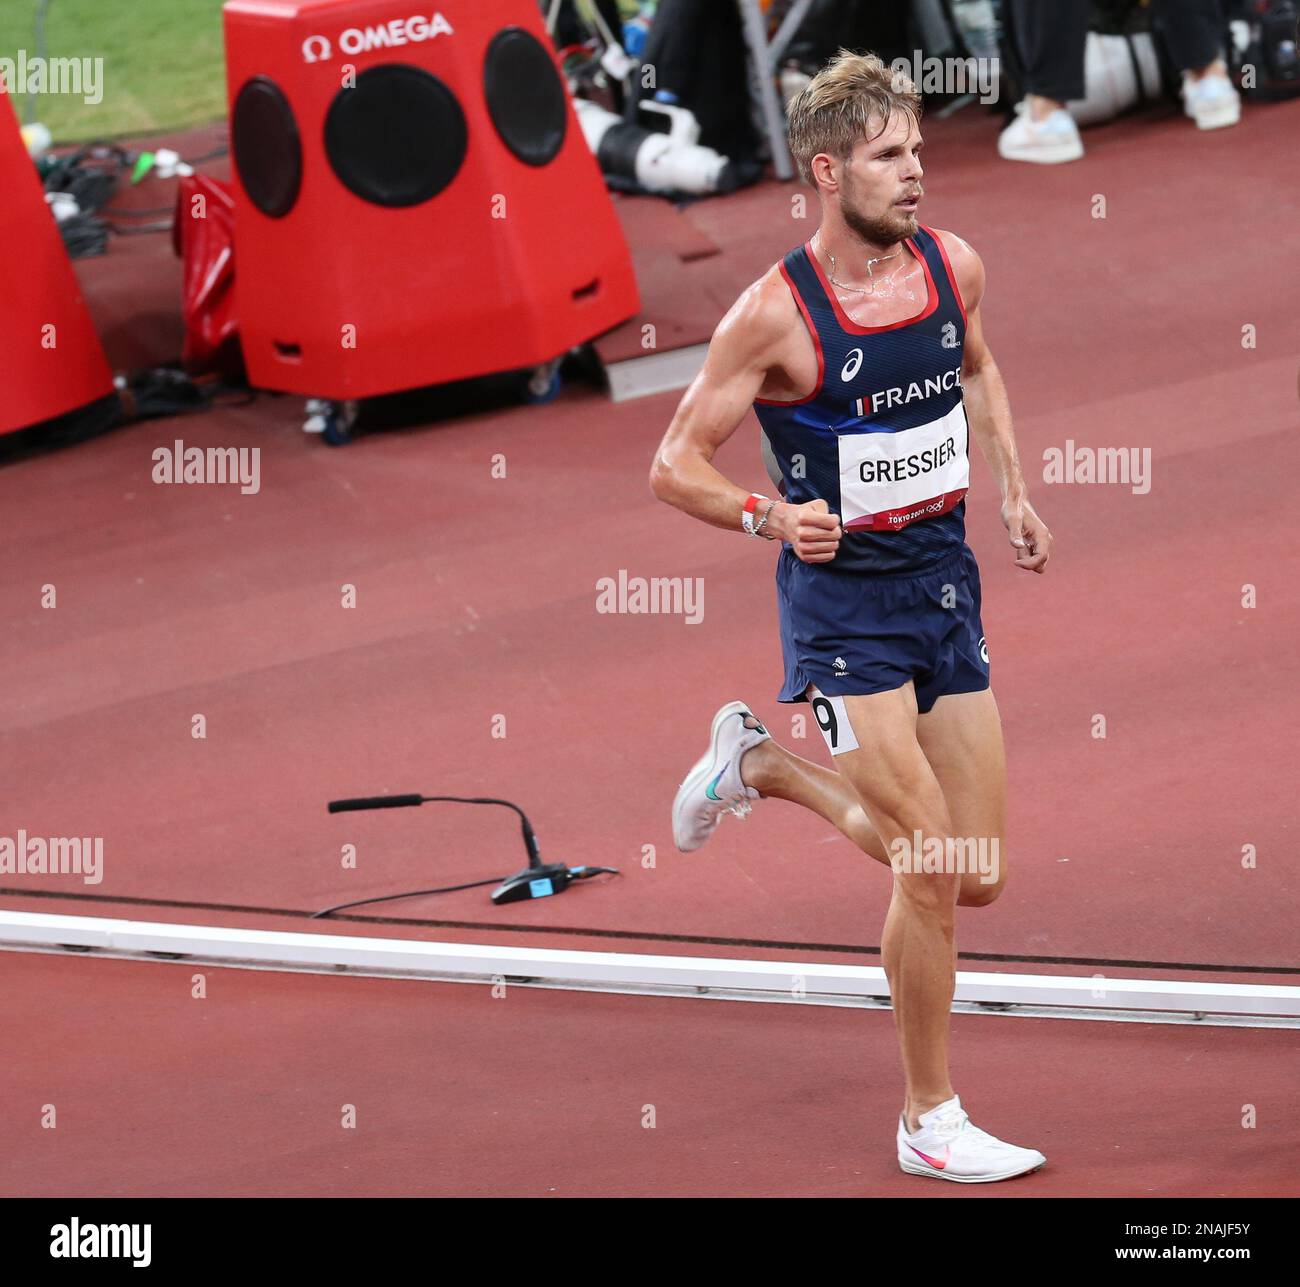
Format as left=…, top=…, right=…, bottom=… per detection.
left=0, top=0, right=228, bottom=141
left=0, top=0, right=649, bottom=143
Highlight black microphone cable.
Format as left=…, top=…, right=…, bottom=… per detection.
left=314, top=794, right=618, bottom=917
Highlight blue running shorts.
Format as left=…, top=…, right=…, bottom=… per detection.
left=776, top=544, right=990, bottom=714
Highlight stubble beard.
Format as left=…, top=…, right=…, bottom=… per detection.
left=840, top=180, right=916, bottom=249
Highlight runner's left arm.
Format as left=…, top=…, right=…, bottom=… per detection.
left=941, top=232, right=1053, bottom=574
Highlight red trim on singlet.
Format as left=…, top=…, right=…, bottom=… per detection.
left=922, top=225, right=968, bottom=326
left=805, top=237, right=938, bottom=335
left=753, top=259, right=825, bottom=407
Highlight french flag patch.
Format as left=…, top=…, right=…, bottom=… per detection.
left=853, top=396, right=868, bottom=419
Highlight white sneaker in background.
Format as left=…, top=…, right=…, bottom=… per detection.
left=997, top=104, right=1085, bottom=164
left=1182, top=73, right=1242, bottom=129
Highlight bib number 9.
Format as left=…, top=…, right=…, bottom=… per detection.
left=809, top=689, right=860, bottom=756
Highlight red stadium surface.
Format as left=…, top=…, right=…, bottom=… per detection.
left=2, top=952, right=1295, bottom=1198
left=3, top=96, right=1298, bottom=1196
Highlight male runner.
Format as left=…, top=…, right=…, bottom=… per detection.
left=649, top=51, right=1053, bottom=1183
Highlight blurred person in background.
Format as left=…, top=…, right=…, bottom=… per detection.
left=999, top=0, right=1241, bottom=162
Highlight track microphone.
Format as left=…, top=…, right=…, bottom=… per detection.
left=328, top=794, right=423, bottom=812
left=315, top=792, right=617, bottom=917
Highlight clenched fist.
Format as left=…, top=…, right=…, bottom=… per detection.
left=771, top=498, right=843, bottom=564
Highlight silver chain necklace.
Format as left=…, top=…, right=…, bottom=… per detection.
left=819, top=237, right=902, bottom=295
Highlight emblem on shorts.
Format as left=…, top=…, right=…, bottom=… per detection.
left=833, top=656, right=848, bottom=673
left=978, top=636, right=989, bottom=665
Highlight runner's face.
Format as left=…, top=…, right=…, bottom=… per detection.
left=837, top=112, right=924, bottom=246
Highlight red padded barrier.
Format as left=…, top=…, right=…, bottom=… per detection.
left=0, top=87, right=114, bottom=438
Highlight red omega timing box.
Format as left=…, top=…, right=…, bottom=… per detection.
left=0, top=86, right=113, bottom=437
left=222, top=0, right=640, bottom=399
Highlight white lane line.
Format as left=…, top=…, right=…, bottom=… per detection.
left=1, top=909, right=1297, bottom=1024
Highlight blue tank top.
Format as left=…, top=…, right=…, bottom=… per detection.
left=754, top=226, right=970, bottom=574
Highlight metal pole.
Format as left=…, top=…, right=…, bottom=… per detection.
left=736, top=0, right=794, bottom=181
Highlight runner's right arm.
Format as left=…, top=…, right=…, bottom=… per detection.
left=649, top=273, right=844, bottom=564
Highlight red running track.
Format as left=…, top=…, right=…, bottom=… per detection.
left=1, top=952, right=1295, bottom=1198
left=2, top=98, right=1299, bottom=1196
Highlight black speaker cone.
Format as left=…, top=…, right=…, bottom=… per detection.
left=484, top=27, right=567, bottom=166
left=232, top=77, right=302, bottom=218
left=324, top=64, right=468, bottom=207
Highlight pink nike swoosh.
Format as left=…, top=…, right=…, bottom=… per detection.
left=907, top=1142, right=950, bottom=1170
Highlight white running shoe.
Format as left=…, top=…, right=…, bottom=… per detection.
left=671, top=701, right=771, bottom=853
left=897, top=1095, right=1047, bottom=1183
left=997, top=104, right=1084, bottom=164
left=1182, top=73, right=1241, bottom=130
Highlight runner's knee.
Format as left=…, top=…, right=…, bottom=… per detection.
left=957, top=877, right=1004, bottom=908
left=956, top=838, right=1006, bottom=907
left=892, top=866, right=962, bottom=920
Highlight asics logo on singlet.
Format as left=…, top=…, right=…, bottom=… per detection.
left=840, top=349, right=864, bottom=382
left=867, top=365, right=963, bottom=414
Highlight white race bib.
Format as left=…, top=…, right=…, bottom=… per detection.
left=838, top=403, right=969, bottom=532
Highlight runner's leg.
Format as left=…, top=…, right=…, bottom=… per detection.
left=811, top=682, right=960, bottom=1131
left=741, top=735, right=888, bottom=861
left=741, top=705, right=1000, bottom=906
left=915, top=688, right=1007, bottom=907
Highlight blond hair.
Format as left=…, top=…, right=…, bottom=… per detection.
left=786, top=50, right=921, bottom=187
